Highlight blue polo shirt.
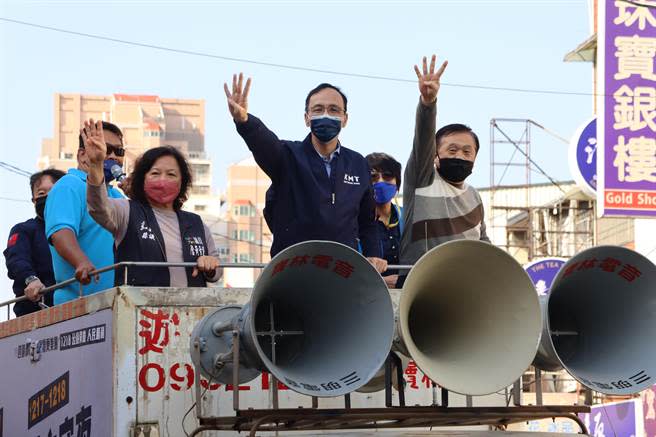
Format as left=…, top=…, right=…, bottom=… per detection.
left=45, top=168, right=123, bottom=304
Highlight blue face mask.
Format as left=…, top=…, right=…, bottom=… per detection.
left=310, top=115, right=342, bottom=143
left=373, top=181, right=397, bottom=204
left=103, top=159, right=119, bottom=182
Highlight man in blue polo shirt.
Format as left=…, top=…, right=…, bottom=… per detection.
left=46, top=120, right=125, bottom=304
left=224, top=73, right=386, bottom=272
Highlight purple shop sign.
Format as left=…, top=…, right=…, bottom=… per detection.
left=597, top=0, right=656, bottom=217
left=569, top=117, right=598, bottom=197
left=579, top=399, right=640, bottom=437
left=524, top=258, right=566, bottom=296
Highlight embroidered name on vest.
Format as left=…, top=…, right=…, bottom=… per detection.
left=186, top=236, right=206, bottom=257
left=139, top=221, right=156, bottom=241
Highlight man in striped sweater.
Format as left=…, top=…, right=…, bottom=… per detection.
left=398, top=55, right=490, bottom=287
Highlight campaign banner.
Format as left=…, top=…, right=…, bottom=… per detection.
left=597, top=0, right=656, bottom=217
left=0, top=310, right=112, bottom=437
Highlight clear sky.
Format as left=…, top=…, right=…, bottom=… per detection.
left=0, top=0, right=595, bottom=310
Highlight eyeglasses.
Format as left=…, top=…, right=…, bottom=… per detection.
left=370, top=171, right=396, bottom=182
left=308, top=105, right=345, bottom=117
left=106, top=143, right=125, bottom=157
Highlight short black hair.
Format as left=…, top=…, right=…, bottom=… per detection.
left=29, top=168, right=66, bottom=197
left=129, top=146, right=192, bottom=210
left=78, top=121, right=123, bottom=149
left=366, top=152, right=402, bottom=190
left=435, top=123, right=480, bottom=153
left=305, top=83, right=348, bottom=113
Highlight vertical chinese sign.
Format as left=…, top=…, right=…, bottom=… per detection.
left=598, top=0, right=656, bottom=216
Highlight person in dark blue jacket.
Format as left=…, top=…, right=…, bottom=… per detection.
left=4, top=168, right=66, bottom=317
left=224, top=73, right=387, bottom=272
left=366, top=153, right=404, bottom=288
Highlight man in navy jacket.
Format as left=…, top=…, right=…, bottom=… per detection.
left=4, top=169, right=65, bottom=316
left=224, top=73, right=387, bottom=273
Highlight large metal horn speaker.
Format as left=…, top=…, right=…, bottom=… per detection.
left=541, top=245, right=656, bottom=395
left=190, top=240, right=395, bottom=396
left=398, top=240, right=542, bottom=395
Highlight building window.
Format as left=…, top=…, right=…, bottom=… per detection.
left=239, top=230, right=255, bottom=241
left=218, top=247, right=230, bottom=256
left=194, top=205, right=206, bottom=212
left=232, top=254, right=238, bottom=263
left=232, top=230, right=238, bottom=240
left=238, top=253, right=253, bottom=263
left=233, top=204, right=256, bottom=217
left=191, top=186, right=210, bottom=195
left=194, top=166, right=209, bottom=176
left=64, top=153, right=74, bottom=160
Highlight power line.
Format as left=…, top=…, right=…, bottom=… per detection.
left=0, top=196, right=31, bottom=203
left=0, top=160, right=31, bottom=173
left=492, top=122, right=568, bottom=195
left=0, top=161, right=31, bottom=176
left=645, top=244, right=656, bottom=256
left=0, top=17, right=599, bottom=98
left=0, top=166, right=30, bottom=178
left=527, top=120, right=570, bottom=145
left=0, top=161, right=31, bottom=178
left=211, top=231, right=271, bottom=249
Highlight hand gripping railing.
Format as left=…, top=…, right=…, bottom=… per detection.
left=0, top=261, right=412, bottom=320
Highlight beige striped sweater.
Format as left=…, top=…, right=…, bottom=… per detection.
left=400, top=100, right=490, bottom=267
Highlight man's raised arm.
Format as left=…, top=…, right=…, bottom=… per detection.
left=406, top=55, right=448, bottom=189
left=225, top=73, right=284, bottom=182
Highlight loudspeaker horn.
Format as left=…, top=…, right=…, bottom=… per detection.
left=190, top=240, right=395, bottom=396
left=542, top=245, right=656, bottom=395
left=398, top=240, right=542, bottom=396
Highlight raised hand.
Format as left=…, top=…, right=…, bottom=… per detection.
left=224, top=73, right=252, bottom=123
left=414, top=55, right=448, bottom=105
left=80, top=119, right=106, bottom=165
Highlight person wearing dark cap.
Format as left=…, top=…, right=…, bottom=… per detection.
left=366, top=153, right=404, bottom=288
left=4, top=169, right=65, bottom=316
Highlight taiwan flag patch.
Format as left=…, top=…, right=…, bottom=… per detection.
left=7, top=233, right=18, bottom=247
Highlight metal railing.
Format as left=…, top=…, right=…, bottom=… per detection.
left=1, top=261, right=412, bottom=321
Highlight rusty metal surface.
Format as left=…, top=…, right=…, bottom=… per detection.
left=192, top=406, right=590, bottom=436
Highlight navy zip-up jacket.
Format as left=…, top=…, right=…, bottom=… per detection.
left=4, top=217, right=56, bottom=316
left=236, top=114, right=381, bottom=258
